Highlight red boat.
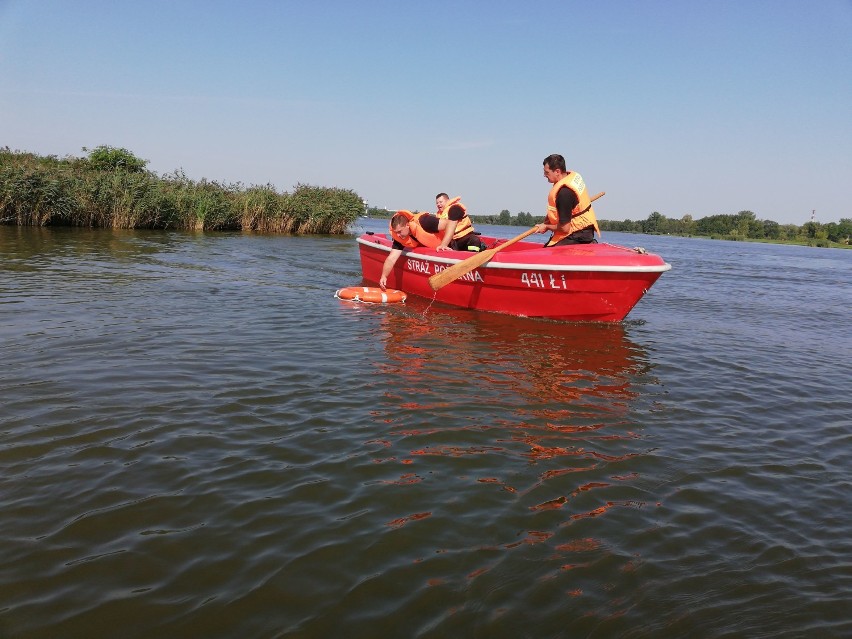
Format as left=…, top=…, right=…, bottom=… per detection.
left=356, top=232, right=671, bottom=322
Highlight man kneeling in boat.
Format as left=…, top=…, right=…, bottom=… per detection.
left=379, top=208, right=482, bottom=290
left=536, top=154, right=600, bottom=246
left=434, top=193, right=487, bottom=253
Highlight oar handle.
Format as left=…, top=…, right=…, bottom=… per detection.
left=490, top=226, right=539, bottom=251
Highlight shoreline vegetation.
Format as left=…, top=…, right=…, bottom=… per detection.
left=1, top=146, right=362, bottom=233
left=3, top=146, right=849, bottom=249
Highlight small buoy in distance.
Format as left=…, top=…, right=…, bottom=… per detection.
left=335, top=286, right=406, bottom=304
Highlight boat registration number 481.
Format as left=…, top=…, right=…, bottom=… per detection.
left=522, top=272, right=568, bottom=289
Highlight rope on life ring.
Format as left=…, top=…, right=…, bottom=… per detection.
left=335, top=286, right=406, bottom=304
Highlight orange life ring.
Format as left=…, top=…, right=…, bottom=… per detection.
left=335, top=286, right=406, bottom=304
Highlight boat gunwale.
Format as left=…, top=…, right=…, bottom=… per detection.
left=356, top=235, right=672, bottom=274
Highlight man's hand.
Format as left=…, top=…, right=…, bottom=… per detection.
left=379, top=249, right=402, bottom=290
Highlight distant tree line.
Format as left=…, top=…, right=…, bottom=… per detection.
left=1, top=146, right=364, bottom=233
left=598, top=210, right=851, bottom=247
left=470, top=210, right=539, bottom=226
left=469, top=208, right=850, bottom=248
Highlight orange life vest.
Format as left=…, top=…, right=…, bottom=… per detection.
left=435, top=196, right=474, bottom=239
left=545, top=172, right=600, bottom=246
left=389, top=210, right=443, bottom=249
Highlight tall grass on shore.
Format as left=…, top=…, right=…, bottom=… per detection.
left=0, top=146, right=362, bottom=233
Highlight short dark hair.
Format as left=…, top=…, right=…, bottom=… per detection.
left=435, top=192, right=449, bottom=200
left=391, top=213, right=409, bottom=229
left=543, top=154, right=566, bottom=172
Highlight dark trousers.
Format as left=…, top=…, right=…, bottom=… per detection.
left=549, top=226, right=597, bottom=246
left=450, top=232, right=487, bottom=252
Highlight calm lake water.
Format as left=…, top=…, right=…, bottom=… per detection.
left=1, top=220, right=850, bottom=638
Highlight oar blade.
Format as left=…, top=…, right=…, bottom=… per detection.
left=428, top=226, right=539, bottom=291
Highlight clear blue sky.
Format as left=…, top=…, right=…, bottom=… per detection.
left=1, top=0, right=850, bottom=225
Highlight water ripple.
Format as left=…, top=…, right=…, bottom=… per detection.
left=1, top=226, right=850, bottom=637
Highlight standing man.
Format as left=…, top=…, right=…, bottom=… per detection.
left=535, top=154, right=600, bottom=246
left=434, top=193, right=487, bottom=252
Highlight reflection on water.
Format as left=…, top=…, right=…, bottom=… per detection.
left=1, top=225, right=169, bottom=264
left=345, top=297, right=658, bottom=543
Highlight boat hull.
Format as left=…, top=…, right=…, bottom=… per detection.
left=356, top=233, right=671, bottom=322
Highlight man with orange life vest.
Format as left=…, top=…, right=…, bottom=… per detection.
left=379, top=200, right=485, bottom=290
left=378, top=210, right=446, bottom=290
left=434, top=193, right=487, bottom=252
left=535, top=154, right=600, bottom=246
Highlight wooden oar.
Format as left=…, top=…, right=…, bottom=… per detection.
left=428, top=191, right=605, bottom=291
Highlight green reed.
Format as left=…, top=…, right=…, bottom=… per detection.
left=0, top=147, right=363, bottom=233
